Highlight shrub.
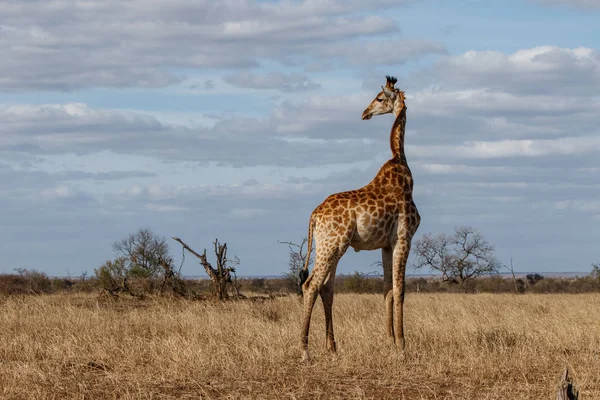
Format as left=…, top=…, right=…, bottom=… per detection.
left=51, top=278, right=74, bottom=291
left=0, top=269, right=52, bottom=295
left=95, top=257, right=129, bottom=294
left=244, top=278, right=266, bottom=293
left=95, top=228, right=177, bottom=297
left=526, top=273, right=544, bottom=286
left=337, top=272, right=383, bottom=294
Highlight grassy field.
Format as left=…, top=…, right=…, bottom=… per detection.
left=1, top=292, right=599, bottom=399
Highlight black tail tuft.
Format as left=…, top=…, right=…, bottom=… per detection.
left=298, top=268, right=309, bottom=295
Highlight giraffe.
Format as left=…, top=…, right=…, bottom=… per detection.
left=299, top=76, right=420, bottom=360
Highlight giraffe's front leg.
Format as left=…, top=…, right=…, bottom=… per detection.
left=392, top=235, right=410, bottom=350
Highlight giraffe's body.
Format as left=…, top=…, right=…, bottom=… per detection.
left=300, top=77, right=420, bottom=359
left=310, top=159, right=418, bottom=253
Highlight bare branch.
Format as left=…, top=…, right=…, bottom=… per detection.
left=172, top=236, right=242, bottom=300
left=280, top=238, right=313, bottom=291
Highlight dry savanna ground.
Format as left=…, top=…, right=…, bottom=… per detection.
left=1, top=292, right=599, bottom=399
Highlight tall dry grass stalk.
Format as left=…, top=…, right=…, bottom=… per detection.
left=1, top=293, right=599, bottom=399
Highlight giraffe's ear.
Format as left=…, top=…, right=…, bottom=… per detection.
left=381, top=86, right=396, bottom=100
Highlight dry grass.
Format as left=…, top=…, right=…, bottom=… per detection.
left=1, top=293, right=599, bottom=399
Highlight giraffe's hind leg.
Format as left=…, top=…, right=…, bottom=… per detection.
left=300, top=249, right=342, bottom=360
left=300, top=224, right=352, bottom=360
left=300, top=272, right=319, bottom=361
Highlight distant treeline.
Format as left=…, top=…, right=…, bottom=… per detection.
left=1, top=269, right=599, bottom=296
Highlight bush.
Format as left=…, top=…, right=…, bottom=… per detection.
left=244, top=278, right=266, bottom=293
left=337, top=272, right=383, bottom=294
left=22, top=269, right=52, bottom=293
left=51, top=278, right=74, bottom=291
left=526, top=273, right=544, bottom=286
left=472, top=275, right=518, bottom=293
left=95, top=257, right=130, bottom=294
left=591, top=264, right=600, bottom=282
left=531, top=277, right=567, bottom=293
left=95, top=228, right=176, bottom=297
left=0, top=269, right=52, bottom=295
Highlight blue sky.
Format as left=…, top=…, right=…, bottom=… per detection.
left=1, top=0, right=599, bottom=277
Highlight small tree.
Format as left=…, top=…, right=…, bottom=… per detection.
left=279, top=238, right=313, bottom=293
left=502, top=257, right=523, bottom=293
left=413, top=226, right=500, bottom=290
left=95, top=257, right=131, bottom=296
left=95, top=228, right=175, bottom=296
left=112, top=227, right=170, bottom=278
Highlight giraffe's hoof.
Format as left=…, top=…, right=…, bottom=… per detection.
left=301, top=350, right=310, bottom=363
left=327, top=340, right=337, bottom=353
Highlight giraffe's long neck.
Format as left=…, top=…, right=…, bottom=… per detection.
left=390, top=103, right=406, bottom=159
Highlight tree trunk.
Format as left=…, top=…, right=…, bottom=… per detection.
left=216, top=279, right=227, bottom=300
left=557, top=368, right=579, bottom=400
left=172, top=237, right=241, bottom=300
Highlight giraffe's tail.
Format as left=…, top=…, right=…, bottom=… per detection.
left=298, top=215, right=314, bottom=295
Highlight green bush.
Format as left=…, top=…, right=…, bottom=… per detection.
left=95, top=257, right=129, bottom=294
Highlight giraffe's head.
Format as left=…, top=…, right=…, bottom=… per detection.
left=361, top=75, right=406, bottom=120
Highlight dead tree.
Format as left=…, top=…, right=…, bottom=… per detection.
left=172, top=237, right=242, bottom=300
left=556, top=368, right=579, bottom=400
left=157, top=256, right=190, bottom=298
left=279, top=238, right=312, bottom=293
left=502, top=257, right=519, bottom=294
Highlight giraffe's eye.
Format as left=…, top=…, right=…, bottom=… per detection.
left=376, top=98, right=383, bottom=102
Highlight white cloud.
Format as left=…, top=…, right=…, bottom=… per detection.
left=410, top=136, right=600, bottom=159
left=100, top=181, right=324, bottom=216
left=3, top=76, right=600, bottom=171
left=535, top=0, right=600, bottom=9
left=410, top=87, right=595, bottom=117
left=414, top=163, right=513, bottom=175
left=0, top=0, right=422, bottom=90
left=229, top=208, right=268, bottom=218
left=0, top=100, right=390, bottom=167
left=145, top=203, right=188, bottom=213
left=555, top=200, right=600, bottom=212
left=40, top=185, right=78, bottom=200
left=0, top=164, right=154, bottom=188
left=318, top=38, right=447, bottom=66
left=433, top=46, right=600, bottom=95
left=223, top=71, right=321, bottom=92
